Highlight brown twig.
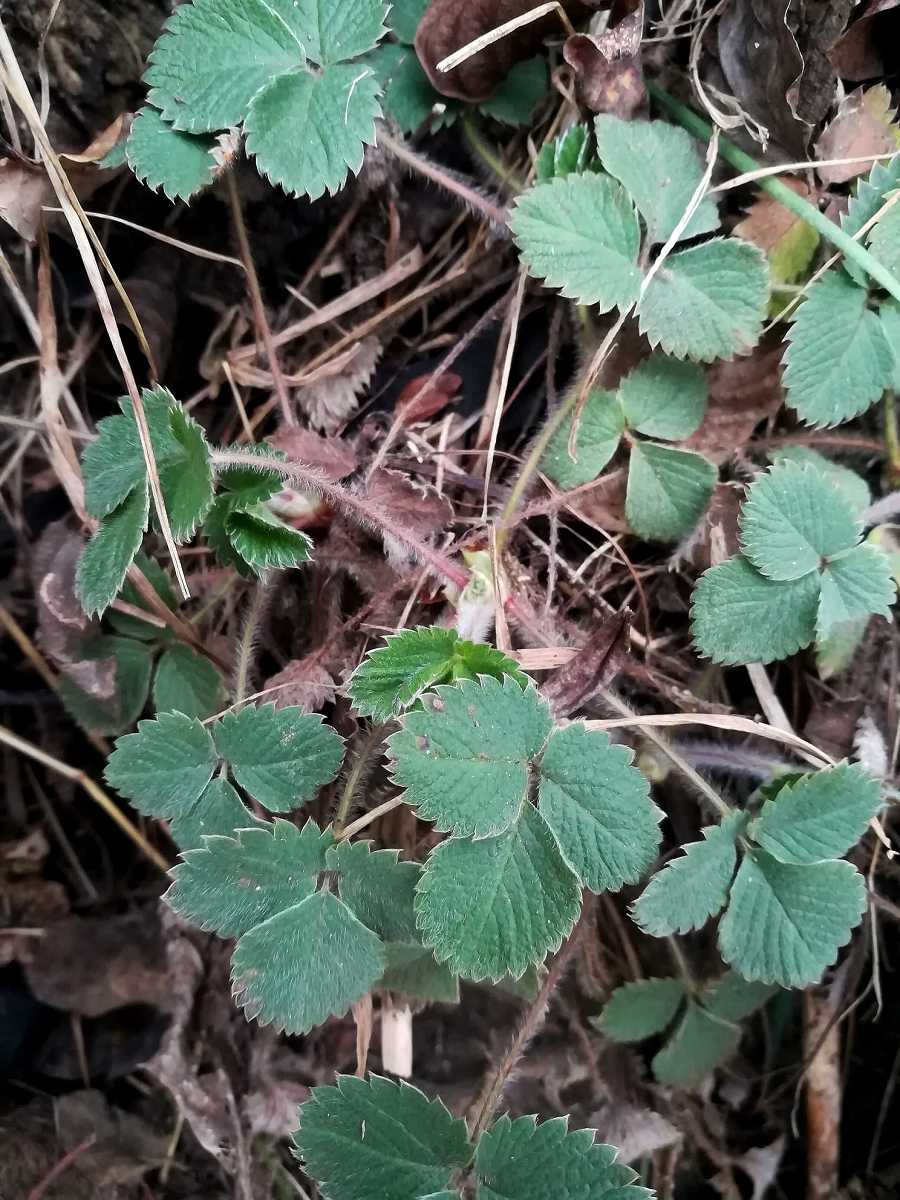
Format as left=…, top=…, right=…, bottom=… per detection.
left=26, top=1135, right=96, bottom=1200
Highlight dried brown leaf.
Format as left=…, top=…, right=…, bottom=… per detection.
left=297, top=337, right=382, bottom=432
left=675, top=481, right=743, bottom=571
left=362, top=467, right=453, bottom=572
left=24, top=912, right=169, bottom=1018
left=829, top=0, right=900, bottom=81
left=56, top=1090, right=167, bottom=1187
left=415, top=0, right=601, bottom=103
left=108, top=247, right=179, bottom=375
left=268, top=427, right=359, bottom=480
left=31, top=521, right=93, bottom=667
left=264, top=658, right=336, bottom=711
left=540, top=609, right=631, bottom=718
left=395, top=371, right=462, bottom=424
left=683, top=344, right=784, bottom=463
left=733, top=178, right=814, bottom=254
left=563, top=1, right=646, bottom=118
left=815, top=84, right=900, bottom=183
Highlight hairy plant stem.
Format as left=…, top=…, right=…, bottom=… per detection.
left=234, top=583, right=266, bottom=713
left=466, top=902, right=590, bottom=1146
left=333, top=723, right=386, bottom=838
left=210, top=449, right=472, bottom=591
left=226, top=173, right=295, bottom=426
left=647, top=81, right=900, bottom=305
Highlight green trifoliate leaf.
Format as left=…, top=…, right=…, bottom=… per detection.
left=153, top=645, right=226, bottom=720
left=691, top=554, right=820, bottom=665
left=867, top=199, right=900, bottom=279
left=542, top=390, right=624, bottom=489
left=597, top=977, right=686, bottom=1042
left=782, top=272, right=894, bottom=427
left=474, top=1114, right=646, bottom=1200
left=168, top=776, right=264, bottom=851
left=842, top=154, right=900, bottom=241
left=349, top=627, right=527, bottom=720
left=750, top=762, right=882, bottom=865
left=535, top=124, right=593, bottom=181
left=213, top=703, right=344, bottom=812
left=631, top=811, right=748, bottom=936
left=537, top=723, right=661, bottom=892
left=700, top=971, right=778, bottom=1021
left=594, top=114, right=720, bottom=244
left=326, top=839, right=421, bottom=944
left=379, top=943, right=460, bottom=1003
left=167, top=820, right=333, bottom=937
left=224, top=502, right=313, bottom=573
left=293, top=1075, right=472, bottom=1200
left=768, top=447, right=871, bottom=516
left=232, top=887, right=384, bottom=1032
left=739, top=460, right=861, bottom=581
left=81, top=393, right=166, bottom=519
left=626, top=442, right=717, bottom=542
left=105, top=712, right=218, bottom=818
left=76, top=482, right=149, bottom=616
left=126, top=106, right=218, bottom=201
left=145, top=0, right=305, bottom=132
left=650, top=1001, right=741, bottom=1088
left=817, top=543, right=896, bottom=641
left=511, top=173, right=642, bottom=311
left=617, top=357, right=707, bottom=441
left=368, top=43, right=455, bottom=134
left=415, top=804, right=580, bottom=981
left=388, top=677, right=552, bottom=838
left=59, top=636, right=154, bottom=736
left=637, top=239, right=769, bottom=362
left=479, top=57, right=548, bottom=126
left=245, top=65, right=381, bottom=201
left=718, top=851, right=866, bottom=988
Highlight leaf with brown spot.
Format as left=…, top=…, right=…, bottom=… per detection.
left=563, top=0, right=645, bottom=118
left=414, top=0, right=602, bottom=103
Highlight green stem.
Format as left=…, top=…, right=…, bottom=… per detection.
left=462, top=114, right=523, bottom=193
left=647, top=82, right=900, bottom=305
left=667, top=936, right=695, bottom=992
left=234, top=584, right=265, bottom=713
left=885, top=390, right=900, bottom=488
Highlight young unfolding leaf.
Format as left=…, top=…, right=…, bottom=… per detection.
left=293, top=1075, right=472, bottom=1200
left=598, top=977, right=686, bottom=1042
left=718, top=851, right=866, bottom=988
left=535, top=123, right=594, bottom=181
left=750, top=762, right=882, bottom=865
left=415, top=803, right=581, bottom=981
left=637, top=239, right=769, bottom=362
left=740, top=460, right=861, bottom=581
left=783, top=272, right=895, bottom=427
left=349, top=626, right=527, bottom=721
left=153, top=644, right=225, bottom=720
left=126, top=106, right=219, bottom=201
left=537, top=723, right=662, bottom=893
left=631, top=811, right=748, bottom=936
left=511, top=173, right=642, bottom=311
left=105, top=711, right=219, bottom=818
left=474, top=1114, right=647, bottom=1200
left=625, top=442, right=717, bottom=542
left=594, top=114, right=719, bottom=244
left=388, top=677, right=552, bottom=837
left=224, top=503, right=313, bottom=572
left=213, top=703, right=344, bottom=812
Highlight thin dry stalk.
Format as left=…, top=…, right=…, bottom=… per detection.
left=436, top=1, right=574, bottom=73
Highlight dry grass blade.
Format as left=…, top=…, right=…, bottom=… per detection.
left=435, top=2, right=574, bottom=73
left=582, top=711, right=835, bottom=766
left=0, top=19, right=190, bottom=601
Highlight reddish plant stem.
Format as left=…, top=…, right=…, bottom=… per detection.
left=27, top=1135, right=96, bottom=1200
left=211, top=449, right=471, bottom=591
left=467, top=901, right=591, bottom=1144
